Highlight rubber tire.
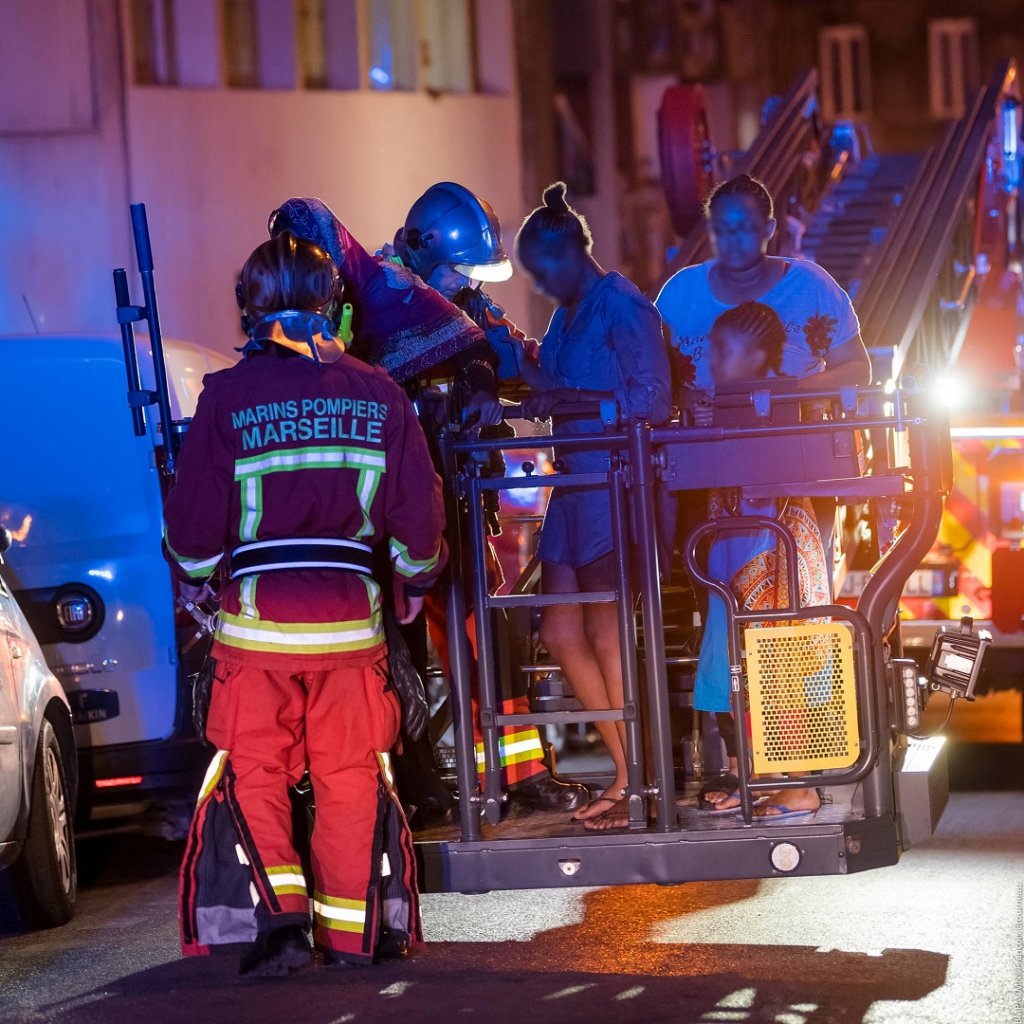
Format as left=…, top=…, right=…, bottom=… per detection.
left=12, top=717, right=76, bottom=928
left=658, top=84, right=713, bottom=238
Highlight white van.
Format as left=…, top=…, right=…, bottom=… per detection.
left=0, top=334, right=232, bottom=831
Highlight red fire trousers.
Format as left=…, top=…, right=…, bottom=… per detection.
left=206, top=657, right=409, bottom=958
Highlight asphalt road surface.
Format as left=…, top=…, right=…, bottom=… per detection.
left=1, top=790, right=1021, bottom=1024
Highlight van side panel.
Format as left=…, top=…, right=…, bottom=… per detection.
left=0, top=338, right=186, bottom=748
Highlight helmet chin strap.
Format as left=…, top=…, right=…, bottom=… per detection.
left=245, top=310, right=346, bottom=364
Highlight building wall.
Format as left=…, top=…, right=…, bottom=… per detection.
left=125, top=86, right=529, bottom=354
left=770, top=0, right=1024, bottom=153
left=1, top=0, right=532, bottom=353
left=0, top=0, right=131, bottom=337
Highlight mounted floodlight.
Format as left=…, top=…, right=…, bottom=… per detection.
left=925, top=616, right=989, bottom=702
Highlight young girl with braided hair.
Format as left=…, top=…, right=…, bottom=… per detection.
left=694, top=301, right=831, bottom=818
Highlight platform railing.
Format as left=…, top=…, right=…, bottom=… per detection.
left=438, top=384, right=949, bottom=841
left=683, top=517, right=879, bottom=824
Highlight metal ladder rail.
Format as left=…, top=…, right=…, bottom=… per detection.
left=460, top=451, right=650, bottom=827
left=465, top=469, right=641, bottom=826
left=852, top=124, right=960, bottom=334
left=446, top=421, right=680, bottom=833
left=880, top=65, right=1011, bottom=378
left=856, top=61, right=1012, bottom=330
left=857, top=61, right=1017, bottom=377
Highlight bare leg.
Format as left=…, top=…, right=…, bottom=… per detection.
left=541, top=562, right=629, bottom=820
left=579, top=602, right=631, bottom=830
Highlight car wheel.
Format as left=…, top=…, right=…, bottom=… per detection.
left=13, top=717, right=76, bottom=927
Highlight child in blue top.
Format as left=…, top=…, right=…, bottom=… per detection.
left=694, top=301, right=830, bottom=818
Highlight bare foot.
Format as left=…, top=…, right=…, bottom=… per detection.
left=583, top=797, right=631, bottom=831
left=710, top=792, right=741, bottom=810
left=752, top=787, right=820, bottom=818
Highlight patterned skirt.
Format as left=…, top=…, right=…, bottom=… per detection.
left=694, top=495, right=830, bottom=713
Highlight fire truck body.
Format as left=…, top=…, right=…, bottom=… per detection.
left=864, top=419, right=1024, bottom=691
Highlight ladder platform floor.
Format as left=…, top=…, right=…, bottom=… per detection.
left=414, top=784, right=860, bottom=844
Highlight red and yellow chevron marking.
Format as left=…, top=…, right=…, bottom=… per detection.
left=900, top=432, right=1022, bottom=622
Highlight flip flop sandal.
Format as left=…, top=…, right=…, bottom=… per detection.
left=571, top=791, right=624, bottom=823
left=697, top=773, right=742, bottom=813
left=748, top=802, right=820, bottom=821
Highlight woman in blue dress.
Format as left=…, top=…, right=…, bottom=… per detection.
left=515, top=183, right=672, bottom=829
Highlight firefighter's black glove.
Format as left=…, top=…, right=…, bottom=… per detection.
left=451, top=284, right=493, bottom=325
left=383, top=607, right=429, bottom=741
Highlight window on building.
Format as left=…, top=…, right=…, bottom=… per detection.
left=419, top=0, right=474, bottom=94
left=819, top=24, right=871, bottom=122
left=298, top=0, right=328, bottom=88
left=203, top=0, right=479, bottom=95
left=131, top=0, right=178, bottom=85
left=929, top=18, right=979, bottom=120
left=222, top=0, right=260, bottom=88
left=367, top=0, right=417, bottom=90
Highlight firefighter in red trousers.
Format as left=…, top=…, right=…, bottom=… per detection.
left=166, top=232, right=445, bottom=977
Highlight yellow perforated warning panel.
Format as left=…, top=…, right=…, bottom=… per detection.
left=744, top=622, right=860, bottom=774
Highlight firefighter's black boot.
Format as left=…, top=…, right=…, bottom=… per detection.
left=509, top=773, right=589, bottom=813
left=322, top=929, right=410, bottom=968
left=393, top=731, right=455, bottom=830
left=239, top=924, right=312, bottom=978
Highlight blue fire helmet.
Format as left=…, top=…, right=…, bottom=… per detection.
left=399, top=182, right=513, bottom=284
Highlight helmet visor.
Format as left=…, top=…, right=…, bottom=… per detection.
left=453, top=258, right=514, bottom=283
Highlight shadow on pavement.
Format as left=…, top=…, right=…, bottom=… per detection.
left=75, top=834, right=187, bottom=890
left=27, top=882, right=949, bottom=1024
left=30, top=942, right=949, bottom=1024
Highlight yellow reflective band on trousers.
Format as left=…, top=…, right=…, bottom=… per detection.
left=265, top=864, right=308, bottom=898
left=475, top=729, right=545, bottom=769
left=197, top=750, right=229, bottom=805
left=313, top=892, right=367, bottom=933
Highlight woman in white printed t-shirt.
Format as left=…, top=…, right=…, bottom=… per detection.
left=656, top=173, right=870, bottom=413
left=655, top=173, right=870, bottom=816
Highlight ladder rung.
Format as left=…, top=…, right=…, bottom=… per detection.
left=488, top=591, right=617, bottom=609
left=493, top=709, right=628, bottom=726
